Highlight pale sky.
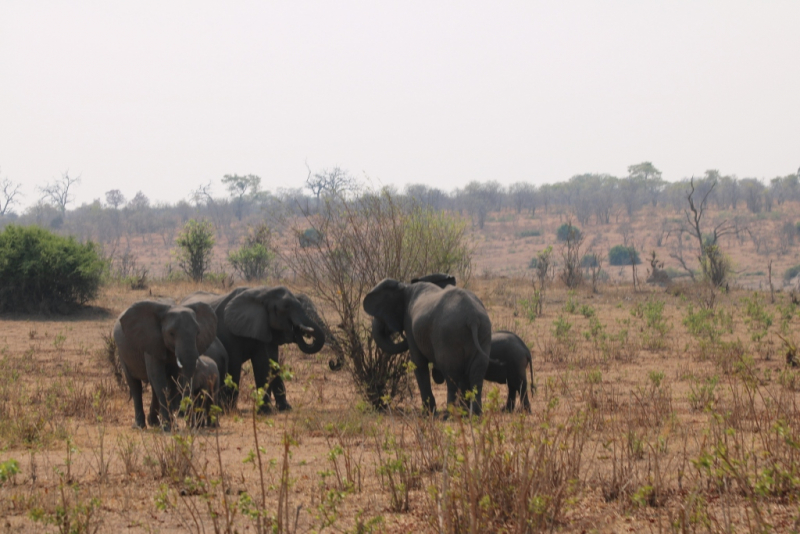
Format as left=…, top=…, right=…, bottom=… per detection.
left=1, top=1, right=799, bottom=210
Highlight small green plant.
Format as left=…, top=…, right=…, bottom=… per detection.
left=687, top=375, right=718, bottom=411
left=518, top=291, right=542, bottom=322
left=0, top=458, right=20, bottom=485
left=228, top=222, right=276, bottom=281
left=552, top=315, right=573, bottom=344
left=742, top=292, right=774, bottom=342
left=174, top=219, right=216, bottom=282
left=631, top=299, right=670, bottom=350
left=579, top=304, right=595, bottom=318
left=562, top=291, right=578, bottom=314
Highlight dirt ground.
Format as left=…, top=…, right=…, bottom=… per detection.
left=1, top=273, right=800, bottom=533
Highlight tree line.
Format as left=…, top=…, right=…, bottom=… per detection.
left=1, top=163, right=798, bottom=250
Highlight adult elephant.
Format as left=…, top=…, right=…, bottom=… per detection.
left=182, top=286, right=325, bottom=413
left=364, top=278, right=492, bottom=415
left=433, top=331, right=534, bottom=412
left=113, top=299, right=217, bottom=429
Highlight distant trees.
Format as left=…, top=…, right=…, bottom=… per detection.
left=0, top=172, right=22, bottom=216
left=39, top=171, right=80, bottom=215
left=222, top=174, right=261, bottom=221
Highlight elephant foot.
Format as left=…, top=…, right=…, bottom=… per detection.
left=147, top=415, right=160, bottom=428
left=276, top=401, right=293, bottom=412
left=257, top=402, right=276, bottom=416
left=132, top=422, right=146, bottom=430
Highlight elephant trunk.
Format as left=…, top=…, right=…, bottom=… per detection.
left=174, top=336, right=200, bottom=395
left=371, top=317, right=409, bottom=355
left=293, top=322, right=325, bottom=354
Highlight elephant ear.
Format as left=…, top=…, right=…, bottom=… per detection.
left=119, top=300, right=172, bottom=361
left=224, top=288, right=272, bottom=343
left=183, top=301, right=218, bottom=355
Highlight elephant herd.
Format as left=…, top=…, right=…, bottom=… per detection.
left=112, top=275, right=534, bottom=430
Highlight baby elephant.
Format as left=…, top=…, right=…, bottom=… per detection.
left=433, top=330, right=534, bottom=412
left=186, top=355, right=221, bottom=427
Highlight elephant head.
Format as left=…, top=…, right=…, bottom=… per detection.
left=411, top=273, right=456, bottom=289
left=363, top=279, right=409, bottom=355
left=223, top=286, right=325, bottom=353
left=118, top=300, right=217, bottom=392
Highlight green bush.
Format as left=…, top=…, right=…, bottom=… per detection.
left=556, top=223, right=581, bottom=242
left=228, top=223, right=276, bottom=281
left=581, top=254, right=599, bottom=268
left=174, top=219, right=215, bottom=282
left=785, top=264, right=800, bottom=282
left=608, top=245, right=641, bottom=266
left=517, top=229, right=541, bottom=238
left=0, top=225, right=106, bottom=313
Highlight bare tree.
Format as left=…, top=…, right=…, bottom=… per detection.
left=681, top=177, right=734, bottom=287
left=39, top=171, right=80, bottom=214
left=305, top=164, right=357, bottom=211
left=0, top=173, right=23, bottom=216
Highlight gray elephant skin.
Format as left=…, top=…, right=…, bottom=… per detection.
left=187, top=354, right=221, bottom=427
left=113, top=299, right=217, bottom=429
left=364, top=278, right=492, bottom=415
left=433, top=330, right=534, bottom=412
left=182, top=286, right=325, bottom=413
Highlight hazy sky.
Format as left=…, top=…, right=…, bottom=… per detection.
left=1, top=1, right=799, bottom=210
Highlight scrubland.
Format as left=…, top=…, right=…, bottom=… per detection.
left=1, top=270, right=800, bottom=533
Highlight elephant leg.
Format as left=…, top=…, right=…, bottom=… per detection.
left=466, top=358, right=489, bottom=416
left=265, top=346, right=291, bottom=412
left=147, top=386, right=160, bottom=428
left=250, top=353, right=276, bottom=415
left=413, top=364, right=436, bottom=414
left=445, top=377, right=460, bottom=411
left=505, top=380, right=518, bottom=412
left=519, top=377, right=531, bottom=413
left=146, top=356, right=173, bottom=430
left=128, top=378, right=146, bottom=429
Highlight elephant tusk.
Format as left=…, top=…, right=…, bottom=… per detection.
left=176, top=359, right=184, bottom=369
left=298, top=325, right=315, bottom=334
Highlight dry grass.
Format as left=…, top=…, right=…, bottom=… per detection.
left=1, top=253, right=800, bottom=531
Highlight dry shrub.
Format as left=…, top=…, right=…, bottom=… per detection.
left=427, top=397, right=588, bottom=532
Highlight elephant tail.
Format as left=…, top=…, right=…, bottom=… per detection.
left=470, top=322, right=491, bottom=361
left=527, top=346, right=536, bottom=396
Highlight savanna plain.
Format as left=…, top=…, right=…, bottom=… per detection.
left=2, top=204, right=800, bottom=534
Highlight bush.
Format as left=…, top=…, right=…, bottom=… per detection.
left=298, top=228, right=323, bottom=248
left=517, top=229, right=541, bottom=238
left=0, top=225, right=106, bottom=313
left=174, top=219, right=215, bottom=282
left=556, top=223, right=581, bottom=242
left=581, top=254, right=599, bottom=268
left=608, top=245, right=641, bottom=266
left=228, top=223, right=276, bottom=281
left=785, top=264, right=800, bottom=282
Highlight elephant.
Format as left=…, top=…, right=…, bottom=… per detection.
left=186, top=355, right=221, bottom=427
left=182, top=286, right=326, bottom=413
left=113, top=299, right=217, bottom=429
left=364, top=278, right=493, bottom=415
left=411, top=273, right=456, bottom=288
left=432, top=331, right=534, bottom=412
